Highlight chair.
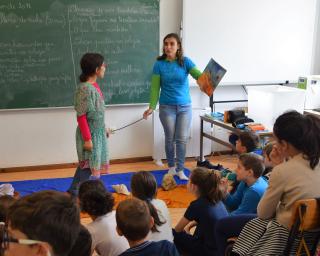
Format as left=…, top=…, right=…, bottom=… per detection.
left=224, top=198, right=320, bottom=256
left=283, top=198, right=320, bottom=256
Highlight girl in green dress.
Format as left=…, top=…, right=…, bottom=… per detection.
left=68, top=53, right=109, bottom=196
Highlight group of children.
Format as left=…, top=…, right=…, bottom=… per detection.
left=1, top=110, right=320, bottom=256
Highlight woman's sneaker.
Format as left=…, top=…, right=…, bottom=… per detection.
left=168, top=167, right=177, bottom=175
left=177, top=170, right=189, bottom=180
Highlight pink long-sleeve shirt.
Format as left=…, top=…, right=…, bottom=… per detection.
left=77, top=82, right=103, bottom=141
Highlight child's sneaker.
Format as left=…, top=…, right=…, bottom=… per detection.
left=197, top=159, right=222, bottom=170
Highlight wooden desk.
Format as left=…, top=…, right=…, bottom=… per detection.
left=200, top=115, right=272, bottom=160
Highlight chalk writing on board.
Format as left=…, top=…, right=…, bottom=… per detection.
left=0, top=0, right=159, bottom=108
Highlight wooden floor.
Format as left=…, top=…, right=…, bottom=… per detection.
left=0, top=155, right=238, bottom=226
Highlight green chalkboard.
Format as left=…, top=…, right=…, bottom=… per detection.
left=0, top=0, right=159, bottom=109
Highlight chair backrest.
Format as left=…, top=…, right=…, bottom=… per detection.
left=289, top=198, right=320, bottom=231
left=284, top=198, right=320, bottom=256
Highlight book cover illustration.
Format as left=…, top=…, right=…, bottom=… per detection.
left=197, top=58, right=226, bottom=97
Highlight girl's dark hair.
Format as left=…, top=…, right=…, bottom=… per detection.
left=239, top=153, right=265, bottom=178
left=79, top=180, right=114, bottom=216
left=273, top=110, right=320, bottom=169
left=190, top=167, right=223, bottom=204
left=0, top=195, right=16, bottom=223
left=157, top=33, right=184, bottom=66
left=130, top=171, right=165, bottom=232
left=79, top=53, right=104, bottom=82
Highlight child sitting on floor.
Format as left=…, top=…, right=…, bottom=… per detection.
left=219, top=131, right=262, bottom=193
left=173, top=167, right=228, bottom=256
left=79, top=179, right=129, bottom=256
left=214, top=153, right=268, bottom=255
left=116, top=198, right=179, bottom=256
left=131, top=171, right=173, bottom=242
left=262, top=142, right=274, bottom=178
left=221, top=153, right=268, bottom=215
left=198, top=130, right=261, bottom=171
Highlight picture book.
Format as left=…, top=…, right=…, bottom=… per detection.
left=197, top=58, right=226, bottom=97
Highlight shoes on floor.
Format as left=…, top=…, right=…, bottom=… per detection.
left=168, top=167, right=177, bottom=175
left=167, top=167, right=189, bottom=180
left=196, top=159, right=222, bottom=170
left=177, top=170, right=189, bottom=180
left=112, top=184, right=130, bottom=195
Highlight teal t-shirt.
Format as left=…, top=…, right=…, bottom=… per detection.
left=152, top=57, right=196, bottom=105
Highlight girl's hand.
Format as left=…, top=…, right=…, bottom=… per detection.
left=220, top=177, right=229, bottom=195
left=184, top=220, right=197, bottom=234
left=106, top=128, right=112, bottom=138
left=270, top=144, right=285, bottom=166
left=83, top=139, right=93, bottom=151
left=143, top=108, right=153, bottom=120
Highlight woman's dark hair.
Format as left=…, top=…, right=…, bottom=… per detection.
left=79, top=180, right=114, bottom=217
left=157, top=33, right=184, bottom=66
left=130, top=171, right=165, bottom=232
left=190, top=167, right=223, bottom=204
left=273, top=110, right=320, bottom=169
left=79, top=53, right=104, bottom=82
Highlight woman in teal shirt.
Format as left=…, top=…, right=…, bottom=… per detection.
left=143, top=33, right=203, bottom=180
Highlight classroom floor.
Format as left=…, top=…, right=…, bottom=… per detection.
left=0, top=154, right=238, bottom=226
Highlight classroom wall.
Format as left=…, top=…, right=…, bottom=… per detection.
left=0, top=0, right=196, bottom=168
left=312, top=0, right=320, bottom=75
left=1, top=0, right=319, bottom=168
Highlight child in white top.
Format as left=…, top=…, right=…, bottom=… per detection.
left=79, top=179, right=129, bottom=256
left=130, top=171, right=173, bottom=242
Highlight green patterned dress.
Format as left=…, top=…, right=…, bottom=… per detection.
left=74, top=82, right=109, bottom=172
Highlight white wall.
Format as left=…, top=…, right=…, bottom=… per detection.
left=312, top=0, right=320, bottom=75
left=1, top=0, right=319, bottom=168
left=0, top=0, right=191, bottom=168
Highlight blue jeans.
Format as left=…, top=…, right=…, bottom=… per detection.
left=214, top=214, right=257, bottom=256
left=173, top=229, right=215, bottom=256
left=67, top=166, right=91, bottom=196
left=159, top=104, right=192, bottom=172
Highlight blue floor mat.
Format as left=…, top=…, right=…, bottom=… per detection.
left=1, top=169, right=190, bottom=197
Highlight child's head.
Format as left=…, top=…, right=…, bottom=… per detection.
left=236, top=153, right=264, bottom=182
left=68, top=225, right=92, bottom=256
left=188, top=167, right=223, bottom=204
left=79, top=53, right=105, bottom=82
left=79, top=180, right=114, bottom=217
left=263, top=142, right=274, bottom=168
left=273, top=110, right=320, bottom=169
left=0, top=195, right=16, bottom=223
left=236, top=131, right=259, bottom=154
left=6, top=190, right=80, bottom=256
left=116, top=198, right=153, bottom=242
left=131, top=171, right=157, bottom=200
left=130, top=171, right=164, bottom=232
